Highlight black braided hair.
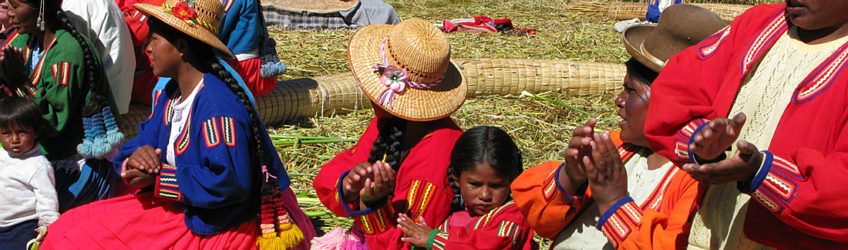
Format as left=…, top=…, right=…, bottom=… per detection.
left=56, top=10, right=109, bottom=116
left=367, top=117, right=406, bottom=170
left=448, top=126, right=523, bottom=212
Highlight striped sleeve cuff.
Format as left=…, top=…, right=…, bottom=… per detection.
left=427, top=229, right=449, bottom=250
left=744, top=151, right=804, bottom=214
left=545, top=164, right=585, bottom=203
left=672, top=118, right=710, bottom=163
left=350, top=198, right=396, bottom=235
left=336, top=170, right=359, bottom=212
left=597, top=197, right=642, bottom=248
left=155, top=163, right=181, bottom=201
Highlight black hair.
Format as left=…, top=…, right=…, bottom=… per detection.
left=448, top=126, right=523, bottom=212
left=0, top=96, right=47, bottom=136
left=625, top=58, right=659, bottom=86
left=367, top=117, right=406, bottom=170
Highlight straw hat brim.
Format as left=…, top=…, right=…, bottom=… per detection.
left=133, top=3, right=234, bottom=58
left=263, top=0, right=360, bottom=14
left=622, top=24, right=663, bottom=73
left=348, top=24, right=467, bottom=122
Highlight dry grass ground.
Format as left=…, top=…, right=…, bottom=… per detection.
left=266, top=0, right=780, bottom=244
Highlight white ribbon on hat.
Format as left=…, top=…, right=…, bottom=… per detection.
left=371, top=35, right=444, bottom=110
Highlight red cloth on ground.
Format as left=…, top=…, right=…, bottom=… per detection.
left=645, top=4, right=848, bottom=248
left=442, top=16, right=535, bottom=35
left=224, top=57, right=277, bottom=98
left=313, top=116, right=462, bottom=250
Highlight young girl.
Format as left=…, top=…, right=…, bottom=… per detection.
left=313, top=18, right=467, bottom=249
left=397, top=126, right=537, bottom=250
left=0, top=96, right=58, bottom=249
left=37, top=0, right=315, bottom=248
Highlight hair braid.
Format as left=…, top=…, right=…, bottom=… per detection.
left=208, top=61, right=265, bottom=168
left=57, top=10, right=107, bottom=114
left=367, top=117, right=406, bottom=170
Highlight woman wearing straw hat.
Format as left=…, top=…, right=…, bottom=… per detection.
left=37, top=0, right=315, bottom=248
left=313, top=18, right=467, bottom=250
left=511, top=5, right=725, bottom=249
left=645, top=0, right=848, bottom=248
left=0, top=0, right=124, bottom=212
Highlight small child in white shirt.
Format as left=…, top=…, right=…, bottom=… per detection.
left=0, top=96, right=59, bottom=249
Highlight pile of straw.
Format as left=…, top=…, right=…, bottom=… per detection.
left=567, top=1, right=752, bottom=23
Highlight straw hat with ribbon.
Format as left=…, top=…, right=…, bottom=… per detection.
left=133, top=0, right=234, bottom=58
left=133, top=0, right=303, bottom=249
left=623, top=4, right=726, bottom=72
left=349, top=18, right=467, bottom=122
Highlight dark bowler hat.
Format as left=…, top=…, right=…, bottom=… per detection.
left=623, top=4, right=727, bottom=73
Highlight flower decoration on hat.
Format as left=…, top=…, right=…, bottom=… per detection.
left=170, top=1, right=196, bottom=20
left=371, top=36, right=442, bottom=110
left=162, top=0, right=219, bottom=34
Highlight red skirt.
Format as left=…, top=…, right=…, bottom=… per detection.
left=41, top=192, right=259, bottom=249
left=225, top=57, right=277, bottom=98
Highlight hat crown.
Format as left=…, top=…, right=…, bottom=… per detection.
left=644, top=4, right=725, bottom=61
left=164, top=0, right=224, bottom=34
left=385, top=18, right=451, bottom=85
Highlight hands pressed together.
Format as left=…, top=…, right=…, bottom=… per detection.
left=558, top=119, right=630, bottom=214
left=683, top=113, right=763, bottom=185
left=121, top=145, right=163, bottom=189
left=341, top=161, right=397, bottom=209
left=0, top=45, right=27, bottom=89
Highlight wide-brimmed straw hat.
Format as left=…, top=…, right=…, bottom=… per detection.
left=349, top=18, right=466, bottom=122
left=134, top=0, right=234, bottom=58
left=623, top=4, right=726, bottom=72
left=263, top=0, right=359, bottom=14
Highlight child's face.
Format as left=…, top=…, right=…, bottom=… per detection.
left=0, top=123, right=36, bottom=156
left=457, top=162, right=510, bottom=217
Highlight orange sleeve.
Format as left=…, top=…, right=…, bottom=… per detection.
left=510, top=161, right=592, bottom=239
left=598, top=168, right=703, bottom=249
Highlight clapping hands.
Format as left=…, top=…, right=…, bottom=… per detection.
left=342, top=161, right=397, bottom=207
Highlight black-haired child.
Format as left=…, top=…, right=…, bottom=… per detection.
left=0, top=96, right=59, bottom=249
left=398, top=126, right=538, bottom=250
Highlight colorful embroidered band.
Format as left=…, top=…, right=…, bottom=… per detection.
left=162, top=1, right=219, bottom=34
left=372, top=35, right=444, bottom=110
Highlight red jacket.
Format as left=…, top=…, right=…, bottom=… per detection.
left=314, top=117, right=462, bottom=249
left=646, top=4, right=848, bottom=247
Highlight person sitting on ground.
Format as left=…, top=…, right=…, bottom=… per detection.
left=398, top=126, right=538, bottom=250
left=0, top=96, right=59, bottom=250
left=313, top=18, right=467, bottom=250
left=38, top=0, right=315, bottom=248
left=645, top=0, right=848, bottom=248
left=511, top=5, right=725, bottom=249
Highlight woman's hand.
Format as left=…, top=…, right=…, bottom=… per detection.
left=121, top=168, right=155, bottom=189
left=584, top=131, right=629, bottom=214
left=342, top=162, right=374, bottom=202
left=690, top=113, right=746, bottom=161
left=559, top=119, right=597, bottom=195
left=0, top=45, right=27, bottom=88
left=397, top=213, right=432, bottom=247
left=127, top=145, right=162, bottom=174
left=359, top=161, right=396, bottom=206
left=682, top=140, right=763, bottom=185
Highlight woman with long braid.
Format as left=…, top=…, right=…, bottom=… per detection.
left=37, top=0, right=315, bottom=248
left=313, top=18, right=467, bottom=249
left=0, top=0, right=123, bottom=212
